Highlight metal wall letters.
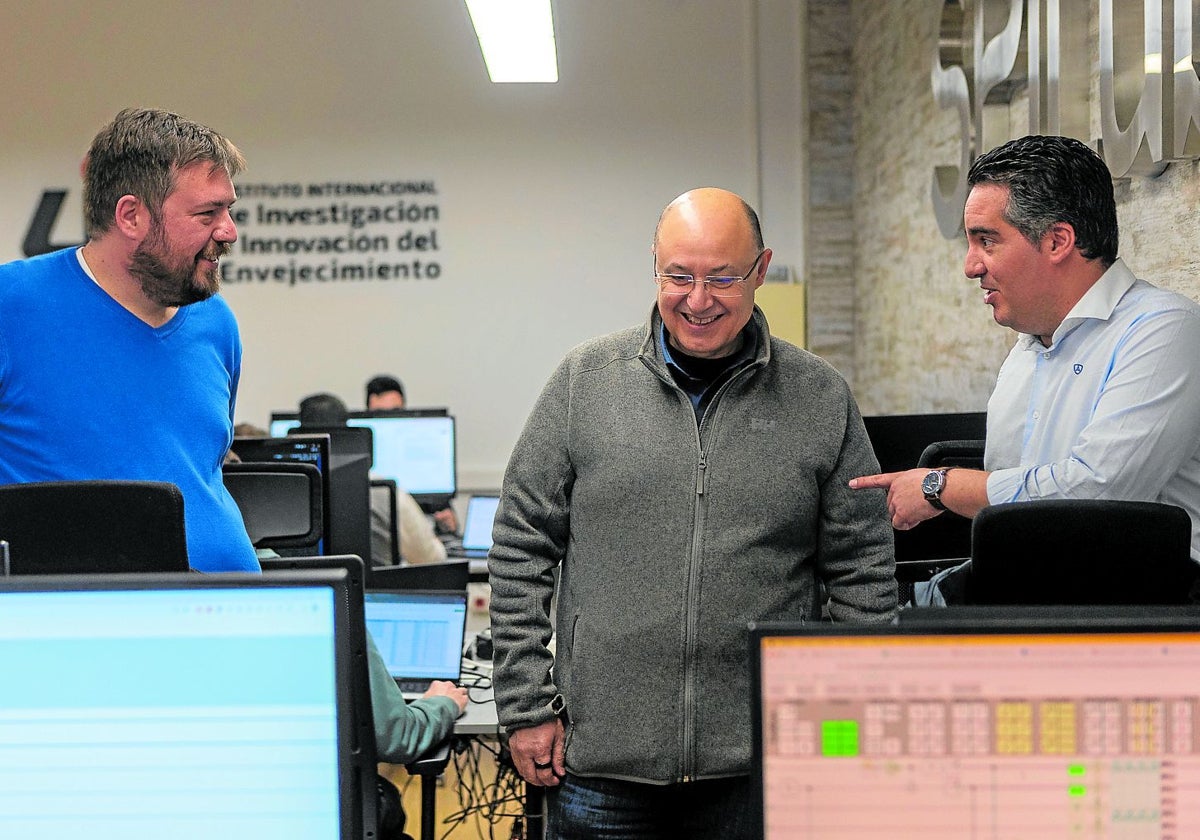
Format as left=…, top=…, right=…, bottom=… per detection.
left=931, top=0, right=1200, bottom=238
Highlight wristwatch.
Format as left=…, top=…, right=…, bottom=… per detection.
left=921, top=468, right=950, bottom=511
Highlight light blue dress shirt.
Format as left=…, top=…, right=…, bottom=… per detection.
left=984, top=259, right=1200, bottom=560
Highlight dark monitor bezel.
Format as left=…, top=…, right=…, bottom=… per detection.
left=286, top=426, right=374, bottom=564
left=258, top=555, right=376, bottom=838
left=269, top=407, right=450, bottom=428
left=232, top=433, right=333, bottom=554
left=369, top=478, right=401, bottom=566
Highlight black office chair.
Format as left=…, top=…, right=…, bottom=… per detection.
left=222, top=461, right=323, bottom=550
left=965, top=499, right=1198, bottom=605
left=404, top=742, right=455, bottom=840
left=369, top=560, right=470, bottom=591
left=893, top=439, right=985, bottom=602
left=0, top=480, right=189, bottom=574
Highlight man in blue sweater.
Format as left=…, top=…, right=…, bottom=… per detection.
left=0, top=107, right=257, bottom=572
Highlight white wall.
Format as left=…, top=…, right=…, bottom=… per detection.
left=0, top=0, right=792, bottom=488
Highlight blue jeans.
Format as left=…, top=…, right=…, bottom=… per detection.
left=546, top=773, right=756, bottom=840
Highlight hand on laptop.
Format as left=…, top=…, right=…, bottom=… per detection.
left=425, top=680, right=469, bottom=715
left=433, top=506, right=458, bottom=535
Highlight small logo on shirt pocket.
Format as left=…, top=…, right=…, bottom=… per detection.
left=1073, top=364, right=1084, bottom=375
left=750, top=418, right=778, bottom=432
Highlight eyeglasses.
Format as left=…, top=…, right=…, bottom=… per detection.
left=653, top=250, right=766, bottom=297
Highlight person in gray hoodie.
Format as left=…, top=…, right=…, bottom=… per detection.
left=488, top=187, right=896, bottom=839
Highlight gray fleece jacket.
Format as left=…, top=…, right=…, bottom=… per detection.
left=489, top=306, right=896, bottom=784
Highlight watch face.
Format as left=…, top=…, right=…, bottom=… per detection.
left=921, top=471, right=942, bottom=496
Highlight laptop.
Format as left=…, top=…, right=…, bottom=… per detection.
left=364, top=589, right=469, bottom=699
left=750, top=606, right=1200, bottom=838
left=448, top=494, right=500, bottom=559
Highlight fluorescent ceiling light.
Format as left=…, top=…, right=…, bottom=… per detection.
left=464, top=0, right=559, bottom=83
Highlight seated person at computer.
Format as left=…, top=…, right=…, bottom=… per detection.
left=365, top=374, right=459, bottom=536
left=367, top=632, right=467, bottom=762
left=366, top=374, right=406, bottom=410
left=850, top=136, right=1200, bottom=601
left=300, top=392, right=448, bottom=567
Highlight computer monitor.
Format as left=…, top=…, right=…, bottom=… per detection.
left=269, top=414, right=301, bottom=438
left=268, top=407, right=449, bottom=440
left=0, top=569, right=357, bottom=839
left=258, top=555, right=377, bottom=837
left=750, top=607, right=1200, bottom=838
left=369, top=478, right=401, bottom=566
left=345, top=411, right=457, bottom=508
left=232, top=434, right=332, bottom=554
left=288, top=426, right=374, bottom=565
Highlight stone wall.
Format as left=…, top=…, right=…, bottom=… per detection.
left=845, top=0, right=1200, bottom=414
left=805, top=0, right=857, bottom=382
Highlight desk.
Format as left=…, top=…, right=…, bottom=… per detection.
left=456, top=685, right=500, bottom=736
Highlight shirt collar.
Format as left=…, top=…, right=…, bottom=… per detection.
left=1017, top=258, right=1137, bottom=352
left=658, top=320, right=756, bottom=376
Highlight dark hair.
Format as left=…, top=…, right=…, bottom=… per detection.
left=967, top=135, right=1118, bottom=266
left=298, top=392, right=348, bottom=427
left=365, top=375, right=405, bottom=402
left=83, top=107, right=246, bottom=238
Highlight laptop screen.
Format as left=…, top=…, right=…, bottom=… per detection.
left=751, top=609, right=1200, bottom=838
left=364, top=590, right=467, bottom=683
left=0, top=571, right=354, bottom=840
left=461, top=495, right=500, bottom=552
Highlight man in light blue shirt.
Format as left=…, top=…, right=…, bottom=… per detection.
left=852, top=135, right=1200, bottom=567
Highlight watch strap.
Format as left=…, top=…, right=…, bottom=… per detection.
left=923, top=468, right=949, bottom=511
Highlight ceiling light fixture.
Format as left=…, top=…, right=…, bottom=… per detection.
left=464, top=0, right=559, bottom=83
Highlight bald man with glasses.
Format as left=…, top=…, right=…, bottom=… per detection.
left=488, top=188, right=895, bottom=839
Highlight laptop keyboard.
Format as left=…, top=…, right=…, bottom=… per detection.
left=397, top=679, right=430, bottom=695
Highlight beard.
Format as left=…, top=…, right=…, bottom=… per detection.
left=128, top=226, right=229, bottom=308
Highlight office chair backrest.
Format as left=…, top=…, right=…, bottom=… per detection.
left=917, top=439, right=985, bottom=469
left=0, top=480, right=189, bottom=574
left=967, top=499, right=1197, bottom=605
left=222, top=461, right=323, bottom=549
left=863, top=412, right=987, bottom=473
left=891, top=438, right=986, bottom=574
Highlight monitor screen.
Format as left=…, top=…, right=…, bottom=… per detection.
left=270, top=415, right=301, bottom=438
left=0, top=570, right=355, bottom=840
left=346, top=412, right=456, bottom=502
left=269, top=408, right=448, bottom=440
left=268, top=410, right=456, bottom=503
left=751, top=609, right=1200, bottom=838
left=461, top=494, right=500, bottom=552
